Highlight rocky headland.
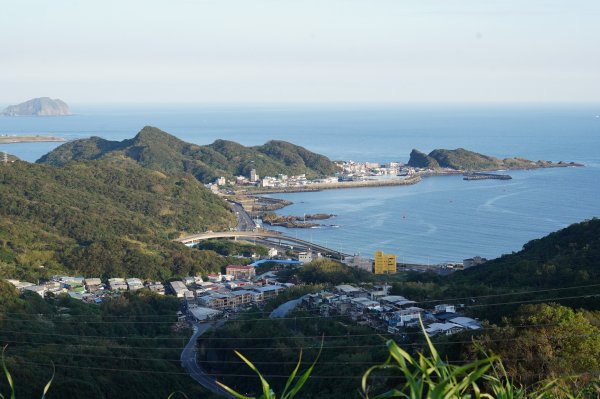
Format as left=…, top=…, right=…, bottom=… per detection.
left=2, top=97, right=71, bottom=116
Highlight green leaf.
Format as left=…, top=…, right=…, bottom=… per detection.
left=1, top=346, right=15, bottom=399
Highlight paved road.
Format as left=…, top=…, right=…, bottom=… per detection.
left=269, top=295, right=308, bottom=318
left=181, top=322, right=235, bottom=398
left=230, top=201, right=256, bottom=231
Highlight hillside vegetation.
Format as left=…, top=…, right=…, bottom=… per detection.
left=0, top=282, right=208, bottom=398
left=38, top=126, right=340, bottom=183
left=407, top=147, right=575, bottom=171
left=0, top=159, right=235, bottom=280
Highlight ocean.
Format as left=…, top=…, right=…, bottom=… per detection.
left=1, top=103, right=599, bottom=264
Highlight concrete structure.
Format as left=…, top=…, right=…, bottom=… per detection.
left=225, top=265, right=256, bottom=280
left=24, top=285, right=47, bottom=296
left=126, top=278, right=144, bottom=291
left=84, top=278, right=102, bottom=292
left=108, top=278, right=127, bottom=291
left=147, top=282, right=165, bottom=295
left=298, top=252, right=313, bottom=264
left=374, top=251, right=397, bottom=274
left=189, top=307, right=222, bottom=321
left=463, top=256, right=487, bottom=268
left=425, top=322, right=464, bottom=337
left=250, top=169, right=259, bottom=182
left=170, top=281, right=192, bottom=298
left=343, top=255, right=373, bottom=272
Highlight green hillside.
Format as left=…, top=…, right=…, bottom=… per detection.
left=39, top=126, right=340, bottom=183
left=406, top=147, right=566, bottom=171
left=0, top=159, right=235, bottom=280
left=452, top=217, right=600, bottom=289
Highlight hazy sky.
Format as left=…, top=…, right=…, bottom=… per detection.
left=1, top=0, right=599, bottom=103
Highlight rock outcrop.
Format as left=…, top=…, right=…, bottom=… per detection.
left=2, top=97, right=71, bottom=116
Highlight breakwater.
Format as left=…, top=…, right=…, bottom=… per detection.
left=463, top=172, right=512, bottom=181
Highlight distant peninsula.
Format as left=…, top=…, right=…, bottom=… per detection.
left=1, top=97, right=71, bottom=116
left=407, top=148, right=582, bottom=171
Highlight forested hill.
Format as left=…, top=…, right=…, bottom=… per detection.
left=407, top=147, right=578, bottom=170
left=0, top=159, right=235, bottom=281
left=451, top=218, right=600, bottom=289
left=38, top=126, right=340, bottom=183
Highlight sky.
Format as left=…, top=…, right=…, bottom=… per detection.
left=1, top=0, right=599, bottom=104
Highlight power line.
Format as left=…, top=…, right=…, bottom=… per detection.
left=0, top=322, right=570, bottom=341
left=3, top=332, right=599, bottom=352
left=2, top=290, right=596, bottom=325
left=11, top=360, right=600, bottom=381
left=2, top=282, right=599, bottom=320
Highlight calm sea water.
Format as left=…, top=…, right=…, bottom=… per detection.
left=1, top=103, right=599, bottom=263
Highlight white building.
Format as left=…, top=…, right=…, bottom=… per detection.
left=298, top=252, right=313, bottom=264
left=170, top=281, right=192, bottom=298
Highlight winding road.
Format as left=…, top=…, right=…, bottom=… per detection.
left=180, top=322, right=235, bottom=398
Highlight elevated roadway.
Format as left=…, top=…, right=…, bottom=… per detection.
left=176, top=230, right=350, bottom=259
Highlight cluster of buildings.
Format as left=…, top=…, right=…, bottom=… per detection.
left=302, top=284, right=480, bottom=337
left=342, top=251, right=488, bottom=275
left=341, top=251, right=397, bottom=274
left=4, top=276, right=155, bottom=303
left=335, top=161, right=415, bottom=178
left=5, top=262, right=294, bottom=323
left=167, top=266, right=292, bottom=321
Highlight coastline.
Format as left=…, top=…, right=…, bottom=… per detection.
left=0, top=135, right=66, bottom=144
left=243, top=175, right=422, bottom=194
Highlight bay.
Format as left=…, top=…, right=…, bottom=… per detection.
left=1, top=103, right=599, bottom=263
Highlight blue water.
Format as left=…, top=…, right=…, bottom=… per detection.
left=1, top=103, right=599, bottom=263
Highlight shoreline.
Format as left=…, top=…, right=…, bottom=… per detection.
left=242, top=175, right=422, bottom=194
left=0, top=135, right=66, bottom=144
left=237, top=162, right=585, bottom=233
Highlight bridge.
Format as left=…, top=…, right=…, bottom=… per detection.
left=175, top=230, right=350, bottom=259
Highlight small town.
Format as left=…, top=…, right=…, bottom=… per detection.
left=4, top=246, right=482, bottom=340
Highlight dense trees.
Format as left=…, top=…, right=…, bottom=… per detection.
left=0, top=159, right=235, bottom=280
left=39, top=126, right=340, bottom=183
left=0, top=285, right=208, bottom=398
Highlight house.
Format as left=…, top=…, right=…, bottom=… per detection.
left=425, top=322, right=464, bottom=337
left=434, top=304, right=456, bottom=313
left=447, top=316, right=481, bottom=330
left=108, top=278, right=127, bottom=291
left=189, top=306, right=222, bottom=321
left=170, top=281, right=192, bottom=298
left=126, top=278, right=144, bottom=291
left=298, top=252, right=313, bottom=264
left=225, top=265, right=255, bottom=280
left=84, top=278, right=102, bottom=292
left=24, top=285, right=47, bottom=296
left=335, top=284, right=363, bottom=297
left=207, top=273, right=222, bottom=283
left=387, top=307, right=423, bottom=327
left=250, top=285, right=285, bottom=301
left=147, top=282, right=165, bottom=295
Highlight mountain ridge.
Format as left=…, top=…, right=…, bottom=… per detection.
left=407, top=147, right=579, bottom=171
left=39, top=126, right=340, bottom=183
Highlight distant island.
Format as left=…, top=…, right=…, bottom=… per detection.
left=407, top=148, right=582, bottom=171
left=1, top=97, right=71, bottom=116
left=0, top=135, right=66, bottom=144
